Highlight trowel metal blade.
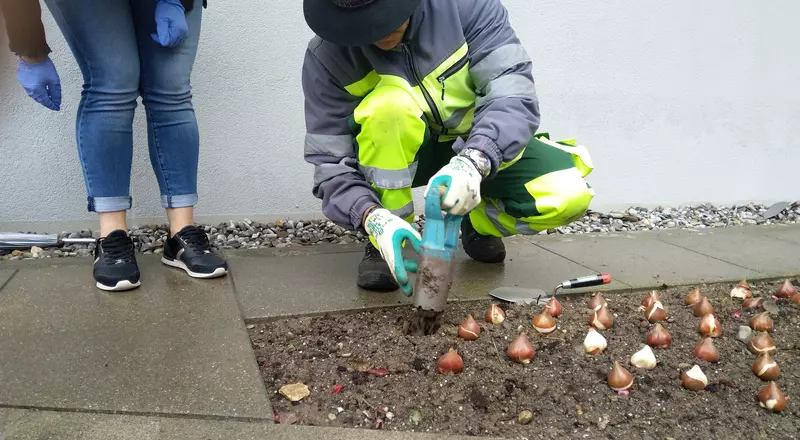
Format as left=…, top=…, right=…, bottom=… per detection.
left=488, top=287, right=549, bottom=305
left=764, top=202, right=790, bottom=219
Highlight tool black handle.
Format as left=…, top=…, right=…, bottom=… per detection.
left=559, top=274, right=611, bottom=289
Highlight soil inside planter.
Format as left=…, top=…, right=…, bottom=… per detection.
left=249, top=281, right=800, bottom=439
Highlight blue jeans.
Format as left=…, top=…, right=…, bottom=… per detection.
left=43, top=0, right=202, bottom=212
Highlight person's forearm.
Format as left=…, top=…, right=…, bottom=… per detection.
left=1, top=0, right=52, bottom=59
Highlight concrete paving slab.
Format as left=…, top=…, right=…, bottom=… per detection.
left=231, top=241, right=627, bottom=320
left=653, top=227, right=800, bottom=276
left=0, top=268, right=16, bottom=291
left=757, top=223, right=800, bottom=245
left=533, top=232, right=763, bottom=288
left=0, top=256, right=271, bottom=419
left=1, top=409, right=159, bottom=440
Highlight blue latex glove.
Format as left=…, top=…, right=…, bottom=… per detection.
left=16, top=56, right=62, bottom=111
left=151, top=0, right=188, bottom=48
left=364, top=208, right=422, bottom=295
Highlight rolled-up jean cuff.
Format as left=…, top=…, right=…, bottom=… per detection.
left=88, top=196, right=132, bottom=213
left=161, top=194, right=198, bottom=209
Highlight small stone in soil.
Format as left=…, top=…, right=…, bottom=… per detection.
left=517, top=410, right=533, bottom=425
left=408, top=409, right=422, bottom=425
left=737, top=326, right=753, bottom=343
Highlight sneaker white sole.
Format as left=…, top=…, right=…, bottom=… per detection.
left=96, top=279, right=141, bottom=292
left=161, top=257, right=228, bottom=279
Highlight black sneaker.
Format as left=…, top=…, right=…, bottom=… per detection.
left=162, top=225, right=228, bottom=278
left=357, top=242, right=398, bottom=291
left=461, top=215, right=506, bottom=263
left=93, top=229, right=141, bottom=291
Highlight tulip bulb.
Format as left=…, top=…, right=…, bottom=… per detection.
left=641, top=291, right=660, bottom=309
left=776, top=280, right=797, bottom=298
left=685, top=287, right=702, bottom=306
left=747, top=332, right=777, bottom=355
left=758, top=382, right=788, bottom=412
left=742, top=297, right=764, bottom=309
left=583, top=328, right=607, bottom=354
left=588, top=292, right=607, bottom=311
left=544, top=297, right=562, bottom=318
left=731, top=280, right=753, bottom=299
left=607, top=361, right=634, bottom=391
left=630, top=345, right=657, bottom=369
left=692, top=297, right=715, bottom=317
left=645, top=301, right=667, bottom=323
left=693, top=338, right=720, bottom=363
left=437, top=348, right=463, bottom=374
left=485, top=304, right=505, bottom=325
left=507, top=333, right=535, bottom=364
left=792, top=293, right=800, bottom=305
left=646, top=323, right=672, bottom=349
left=752, top=352, right=781, bottom=381
left=699, top=314, right=722, bottom=338
left=532, top=309, right=557, bottom=334
left=750, top=312, right=774, bottom=333
left=589, top=304, right=614, bottom=330
left=458, top=314, right=481, bottom=341
left=681, top=365, right=708, bottom=390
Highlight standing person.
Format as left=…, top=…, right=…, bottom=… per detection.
left=0, top=0, right=227, bottom=291
left=301, top=0, right=596, bottom=295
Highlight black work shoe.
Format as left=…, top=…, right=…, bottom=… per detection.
left=461, top=215, right=506, bottom=263
left=162, top=225, right=228, bottom=278
left=357, top=242, right=399, bottom=291
left=94, top=229, right=141, bottom=291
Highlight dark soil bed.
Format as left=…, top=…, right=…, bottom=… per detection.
left=249, top=280, right=800, bottom=439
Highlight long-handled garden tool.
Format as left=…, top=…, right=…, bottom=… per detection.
left=0, top=232, right=95, bottom=250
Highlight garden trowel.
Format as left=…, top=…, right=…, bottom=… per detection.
left=406, top=185, right=462, bottom=336
left=488, top=273, right=611, bottom=305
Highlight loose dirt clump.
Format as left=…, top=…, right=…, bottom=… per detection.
left=249, top=281, right=800, bottom=439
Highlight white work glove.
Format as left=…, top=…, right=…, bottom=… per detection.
left=364, top=208, right=422, bottom=295
left=425, top=155, right=484, bottom=216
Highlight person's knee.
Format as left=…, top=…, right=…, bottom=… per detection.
left=547, top=174, right=594, bottom=225
left=85, top=66, right=140, bottom=110
left=140, top=67, right=193, bottom=108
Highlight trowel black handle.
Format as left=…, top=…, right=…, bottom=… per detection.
left=557, top=273, right=611, bottom=290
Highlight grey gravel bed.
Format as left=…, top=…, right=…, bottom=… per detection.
left=2, top=203, right=798, bottom=261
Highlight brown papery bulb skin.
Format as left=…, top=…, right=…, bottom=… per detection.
left=607, top=361, right=634, bottom=391
left=588, top=292, right=607, bottom=311
left=699, top=314, right=722, bottom=338
left=507, top=333, right=535, bottom=364
left=681, top=365, right=708, bottom=391
left=589, top=304, right=614, bottom=330
left=742, top=297, right=764, bottom=309
left=758, top=382, right=788, bottom=412
left=752, top=352, right=781, bottom=381
left=485, top=304, right=505, bottom=325
left=685, top=287, right=702, bottom=306
left=748, top=332, right=777, bottom=355
left=641, top=291, right=660, bottom=309
left=645, top=301, right=667, bottom=323
left=646, top=323, right=672, bottom=349
left=693, top=297, right=715, bottom=317
left=776, top=280, right=797, bottom=298
left=437, top=348, right=464, bottom=374
left=458, top=314, right=481, bottom=341
left=738, top=279, right=751, bottom=290
left=750, top=312, right=774, bottom=333
left=792, top=294, right=800, bottom=305
left=693, top=338, right=720, bottom=363
left=545, top=297, right=562, bottom=318
left=532, top=309, right=557, bottom=334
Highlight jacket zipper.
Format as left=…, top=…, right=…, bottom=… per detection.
left=438, top=54, right=469, bottom=100
left=401, top=43, right=447, bottom=135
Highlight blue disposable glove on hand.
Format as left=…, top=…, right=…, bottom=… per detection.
left=151, top=0, right=188, bottom=48
left=364, top=208, right=422, bottom=295
left=16, top=56, right=62, bottom=111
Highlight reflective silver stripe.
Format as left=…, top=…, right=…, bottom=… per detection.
left=389, top=201, right=415, bottom=219
left=443, top=104, right=474, bottom=129
left=470, top=43, right=531, bottom=89
left=304, top=133, right=354, bottom=156
left=313, top=159, right=357, bottom=185
left=359, top=162, right=418, bottom=189
left=477, top=74, right=537, bottom=107
left=515, top=221, right=539, bottom=235
left=484, top=203, right=512, bottom=237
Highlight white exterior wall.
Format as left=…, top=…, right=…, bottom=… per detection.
left=1, top=0, right=798, bottom=228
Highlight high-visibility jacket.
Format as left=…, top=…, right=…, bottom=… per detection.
left=302, top=0, right=539, bottom=230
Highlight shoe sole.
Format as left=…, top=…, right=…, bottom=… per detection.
left=161, top=257, right=228, bottom=279
left=96, top=279, right=141, bottom=292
